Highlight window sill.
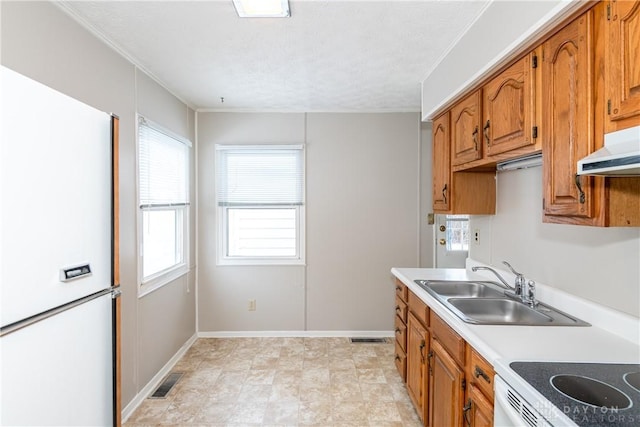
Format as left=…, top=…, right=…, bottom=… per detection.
left=138, top=264, right=189, bottom=298
left=216, top=258, right=305, bottom=267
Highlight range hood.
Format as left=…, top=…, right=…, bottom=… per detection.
left=577, top=126, right=640, bottom=176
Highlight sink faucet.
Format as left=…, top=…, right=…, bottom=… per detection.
left=471, top=265, right=513, bottom=291
left=472, top=261, right=537, bottom=306
left=502, top=261, right=525, bottom=295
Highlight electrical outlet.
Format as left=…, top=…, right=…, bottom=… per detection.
left=248, top=299, right=256, bottom=311
left=474, top=229, right=480, bottom=245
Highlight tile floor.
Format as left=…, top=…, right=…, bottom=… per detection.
left=125, top=337, right=422, bottom=426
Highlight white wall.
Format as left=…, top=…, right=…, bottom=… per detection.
left=0, top=1, right=197, bottom=409
left=422, top=0, right=582, bottom=119
left=305, top=113, right=420, bottom=331
left=197, top=112, right=421, bottom=333
left=470, top=166, right=640, bottom=318
left=197, top=113, right=307, bottom=332
left=419, top=122, right=434, bottom=267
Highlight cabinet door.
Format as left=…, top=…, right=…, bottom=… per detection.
left=606, top=0, right=640, bottom=126
left=407, top=313, right=429, bottom=423
left=433, top=112, right=451, bottom=212
left=483, top=53, right=537, bottom=157
left=465, top=384, right=493, bottom=427
left=542, top=11, right=597, bottom=221
left=451, top=91, right=482, bottom=166
left=429, top=339, right=464, bottom=427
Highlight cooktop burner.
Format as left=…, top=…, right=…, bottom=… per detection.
left=510, top=362, right=640, bottom=427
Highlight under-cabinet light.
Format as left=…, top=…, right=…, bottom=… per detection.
left=496, top=154, right=543, bottom=171
left=233, top=0, right=290, bottom=18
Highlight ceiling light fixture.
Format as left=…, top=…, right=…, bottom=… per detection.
left=232, top=0, right=290, bottom=18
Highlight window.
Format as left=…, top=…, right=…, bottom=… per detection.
left=138, top=116, right=190, bottom=294
left=445, top=215, right=469, bottom=251
left=216, top=145, right=304, bottom=265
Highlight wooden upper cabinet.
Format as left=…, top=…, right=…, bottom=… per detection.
left=433, top=112, right=451, bottom=212
left=605, top=0, right=640, bottom=130
left=431, top=110, right=496, bottom=215
left=542, top=10, right=597, bottom=222
left=482, top=53, right=537, bottom=157
left=451, top=91, right=482, bottom=166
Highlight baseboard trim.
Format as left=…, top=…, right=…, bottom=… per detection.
left=198, top=330, right=394, bottom=338
left=121, top=332, right=198, bottom=423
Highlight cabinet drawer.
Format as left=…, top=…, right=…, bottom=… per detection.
left=395, top=296, right=407, bottom=322
left=395, top=278, right=408, bottom=302
left=430, top=311, right=465, bottom=366
left=408, top=291, right=429, bottom=326
left=394, top=315, right=407, bottom=352
left=394, top=340, right=407, bottom=382
left=469, top=348, right=495, bottom=401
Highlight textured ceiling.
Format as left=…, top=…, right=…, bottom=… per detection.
left=60, top=1, right=491, bottom=112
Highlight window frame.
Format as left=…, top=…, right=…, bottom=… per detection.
left=136, top=115, right=191, bottom=296
left=215, top=144, right=305, bottom=266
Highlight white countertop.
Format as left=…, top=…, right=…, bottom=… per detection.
left=391, top=266, right=640, bottom=426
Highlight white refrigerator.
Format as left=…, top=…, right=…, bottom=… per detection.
left=0, top=66, right=118, bottom=426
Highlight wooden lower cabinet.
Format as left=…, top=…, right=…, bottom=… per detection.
left=465, top=384, right=494, bottom=427
left=407, top=312, right=429, bottom=423
left=394, top=279, right=408, bottom=381
left=398, top=282, right=495, bottom=427
left=429, top=339, right=465, bottom=427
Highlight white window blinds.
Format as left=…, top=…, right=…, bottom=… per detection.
left=216, top=145, right=304, bottom=206
left=138, top=117, right=190, bottom=207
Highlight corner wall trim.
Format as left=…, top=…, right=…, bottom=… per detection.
left=121, top=333, right=198, bottom=423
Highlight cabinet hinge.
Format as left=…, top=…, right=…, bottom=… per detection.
left=532, top=126, right=538, bottom=139
left=462, top=378, right=466, bottom=391
left=607, top=3, right=611, bottom=21
left=532, top=55, right=538, bottom=69
left=607, top=99, right=612, bottom=115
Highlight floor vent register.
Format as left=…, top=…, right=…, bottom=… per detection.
left=350, top=338, right=387, bottom=343
left=150, top=372, right=183, bottom=398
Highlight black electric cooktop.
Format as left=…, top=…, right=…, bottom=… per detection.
left=510, top=362, right=640, bottom=427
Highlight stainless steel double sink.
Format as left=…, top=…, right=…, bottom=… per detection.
left=414, top=280, right=589, bottom=326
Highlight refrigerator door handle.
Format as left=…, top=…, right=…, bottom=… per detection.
left=111, top=288, right=121, bottom=299
left=0, top=287, right=114, bottom=338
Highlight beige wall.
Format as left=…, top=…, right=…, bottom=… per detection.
left=1, top=1, right=197, bottom=408
left=197, top=112, right=421, bottom=332
left=470, top=166, right=640, bottom=318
